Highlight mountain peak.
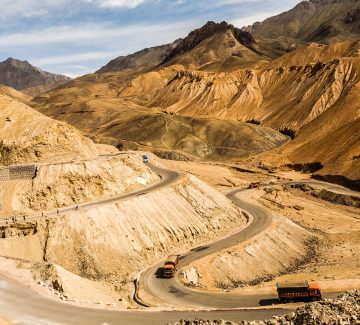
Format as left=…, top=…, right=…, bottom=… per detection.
left=248, top=0, right=360, bottom=43
left=161, top=20, right=255, bottom=64
left=0, top=57, right=71, bottom=93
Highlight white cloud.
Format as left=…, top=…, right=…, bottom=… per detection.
left=6, top=20, right=197, bottom=76
left=231, top=11, right=278, bottom=28
left=96, top=0, right=146, bottom=8
left=0, top=20, right=194, bottom=47
left=31, top=51, right=122, bottom=66
left=0, top=0, right=69, bottom=19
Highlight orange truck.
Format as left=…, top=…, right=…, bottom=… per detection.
left=163, top=255, right=179, bottom=278
left=276, top=281, right=322, bottom=303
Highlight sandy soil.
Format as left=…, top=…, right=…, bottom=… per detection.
left=257, top=186, right=360, bottom=285
left=0, top=317, right=12, bottom=325
left=0, top=173, right=246, bottom=304
left=163, top=160, right=278, bottom=191
left=162, top=160, right=360, bottom=293
left=185, top=214, right=316, bottom=290
left=0, top=257, right=125, bottom=308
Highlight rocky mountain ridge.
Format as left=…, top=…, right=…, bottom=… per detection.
left=0, top=58, right=71, bottom=96
left=162, top=21, right=256, bottom=65
left=96, top=40, right=181, bottom=74
left=244, top=0, right=360, bottom=43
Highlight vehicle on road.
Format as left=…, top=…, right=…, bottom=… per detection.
left=163, top=255, right=179, bottom=278
left=276, top=281, right=322, bottom=303
left=142, top=154, right=149, bottom=163
left=248, top=182, right=260, bottom=189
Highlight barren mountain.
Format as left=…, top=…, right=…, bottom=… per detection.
left=160, top=21, right=274, bottom=71
left=0, top=91, right=97, bottom=166
left=0, top=58, right=71, bottom=96
left=33, top=39, right=359, bottom=185
left=32, top=1, right=360, bottom=187
left=0, top=84, right=31, bottom=104
left=245, top=0, right=360, bottom=43
left=32, top=66, right=288, bottom=161
left=97, top=40, right=181, bottom=74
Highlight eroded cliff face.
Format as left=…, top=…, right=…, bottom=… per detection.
left=146, top=58, right=359, bottom=131
left=0, top=174, right=246, bottom=297
left=0, top=153, right=159, bottom=216
left=32, top=40, right=360, bottom=181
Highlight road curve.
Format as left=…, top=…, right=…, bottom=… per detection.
left=140, top=187, right=277, bottom=308
left=0, top=275, right=292, bottom=325
left=0, top=162, right=181, bottom=226
left=140, top=181, right=349, bottom=309
left=0, top=163, right=292, bottom=325
left=0, top=163, right=350, bottom=324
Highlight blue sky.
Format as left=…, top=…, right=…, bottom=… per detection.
left=0, top=0, right=300, bottom=77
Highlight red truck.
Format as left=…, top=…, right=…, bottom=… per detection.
left=276, top=281, right=322, bottom=303
left=163, top=255, right=179, bottom=278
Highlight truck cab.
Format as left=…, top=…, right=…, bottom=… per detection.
left=163, top=255, right=179, bottom=278
left=309, top=282, right=322, bottom=300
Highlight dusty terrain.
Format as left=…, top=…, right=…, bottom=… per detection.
left=0, top=153, right=159, bottom=217
left=0, top=171, right=247, bottom=306
left=183, top=213, right=317, bottom=290
left=173, top=290, right=360, bottom=325
left=0, top=1, right=359, bottom=320
left=0, top=91, right=98, bottom=165
left=32, top=38, right=360, bottom=185
left=165, top=159, right=360, bottom=295
left=0, top=90, right=250, bottom=308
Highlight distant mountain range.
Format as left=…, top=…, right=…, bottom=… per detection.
left=29, top=0, right=360, bottom=188
left=0, top=58, right=71, bottom=97
left=97, top=40, right=181, bottom=74
left=245, top=0, right=360, bottom=43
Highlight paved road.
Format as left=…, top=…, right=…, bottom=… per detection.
left=0, top=164, right=292, bottom=324
left=141, top=187, right=276, bottom=308
left=140, top=185, right=343, bottom=309
left=0, top=162, right=181, bottom=226
left=0, top=275, right=292, bottom=325
left=0, top=163, right=353, bottom=324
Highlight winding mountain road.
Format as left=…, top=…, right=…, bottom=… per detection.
left=0, top=162, right=352, bottom=324
left=140, top=186, right=276, bottom=308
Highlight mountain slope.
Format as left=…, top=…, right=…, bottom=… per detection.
left=0, top=58, right=71, bottom=96
left=160, top=21, right=274, bottom=71
left=33, top=40, right=359, bottom=182
left=245, top=0, right=360, bottom=43
left=97, top=40, right=180, bottom=74
left=0, top=84, right=31, bottom=104
left=0, top=91, right=97, bottom=166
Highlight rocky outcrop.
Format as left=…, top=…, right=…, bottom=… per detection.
left=0, top=58, right=71, bottom=93
left=162, top=21, right=255, bottom=64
